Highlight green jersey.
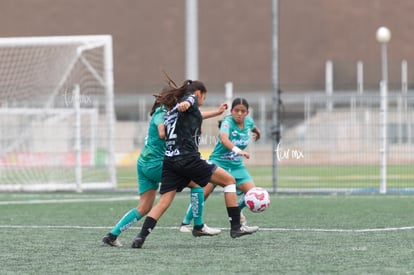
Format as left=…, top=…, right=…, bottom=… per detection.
left=209, top=115, right=255, bottom=169
left=139, top=106, right=166, bottom=162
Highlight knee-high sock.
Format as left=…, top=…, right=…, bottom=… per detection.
left=191, top=187, right=204, bottom=227
left=181, top=203, right=194, bottom=225
left=227, top=206, right=241, bottom=230
left=139, top=216, right=157, bottom=238
left=110, top=208, right=142, bottom=236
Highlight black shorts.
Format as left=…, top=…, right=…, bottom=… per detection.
left=160, top=153, right=217, bottom=194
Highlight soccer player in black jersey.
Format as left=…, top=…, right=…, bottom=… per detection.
left=131, top=79, right=257, bottom=248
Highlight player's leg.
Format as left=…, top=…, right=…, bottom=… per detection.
left=237, top=182, right=255, bottom=210
left=176, top=157, right=222, bottom=237
left=131, top=189, right=177, bottom=248
left=135, top=159, right=163, bottom=216
left=132, top=159, right=185, bottom=248
left=236, top=181, right=259, bottom=231
left=102, top=160, right=161, bottom=247
left=188, top=183, right=205, bottom=228
left=105, top=188, right=157, bottom=240
left=187, top=182, right=221, bottom=237
left=232, top=167, right=256, bottom=225
left=232, top=167, right=254, bottom=211
left=180, top=182, right=216, bottom=232
left=209, top=167, right=257, bottom=238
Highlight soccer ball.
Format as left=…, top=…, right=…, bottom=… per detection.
left=244, top=187, right=270, bottom=213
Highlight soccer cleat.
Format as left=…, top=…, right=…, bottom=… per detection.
left=240, top=211, right=247, bottom=226
left=192, top=224, right=222, bottom=237
left=102, top=233, right=122, bottom=247
left=131, top=235, right=146, bottom=249
left=242, top=224, right=259, bottom=232
left=230, top=224, right=259, bottom=238
left=179, top=224, right=192, bottom=233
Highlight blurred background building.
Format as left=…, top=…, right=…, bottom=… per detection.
left=1, top=0, right=413, bottom=95
left=1, top=0, right=413, bottom=190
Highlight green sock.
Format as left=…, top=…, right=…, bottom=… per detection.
left=238, top=194, right=246, bottom=210
left=191, top=187, right=204, bottom=227
left=110, top=208, right=142, bottom=236
left=182, top=204, right=194, bottom=225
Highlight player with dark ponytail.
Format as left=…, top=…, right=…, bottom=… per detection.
left=131, top=80, right=257, bottom=249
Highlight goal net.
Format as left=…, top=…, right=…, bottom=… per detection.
left=0, top=35, right=116, bottom=191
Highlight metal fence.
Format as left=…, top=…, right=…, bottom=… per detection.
left=115, top=90, right=414, bottom=193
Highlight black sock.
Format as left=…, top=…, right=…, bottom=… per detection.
left=226, top=206, right=241, bottom=230
left=139, top=216, right=157, bottom=238
left=193, top=224, right=203, bottom=231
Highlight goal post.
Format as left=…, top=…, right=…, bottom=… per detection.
left=0, top=35, right=117, bottom=191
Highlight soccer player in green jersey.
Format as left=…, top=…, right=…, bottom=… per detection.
left=131, top=80, right=257, bottom=249
left=179, top=98, right=262, bottom=232
left=102, top=86, right=226, bottom=247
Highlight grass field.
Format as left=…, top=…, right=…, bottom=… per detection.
left=1, top=192, right=413, bottom=274
left=117, top=164, right=414, bottom=192
left=2, top=164, right=413, bottom=193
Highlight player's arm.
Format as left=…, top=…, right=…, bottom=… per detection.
left=177, top=94, right=196, bottom=112
left=177, top=101, right=191, bottom=112
left=201, top=103, right=228, bottom=119
left=157, top=123, right=166, bottom=139
left=252, top=125, right=261, bottom=141
left=219, top=132, right=250, bottom=159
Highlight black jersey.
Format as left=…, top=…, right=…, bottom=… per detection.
left=164, top=94, right=202, bottom=159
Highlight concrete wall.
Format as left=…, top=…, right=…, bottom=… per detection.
left=0, top=0, right=412, bottom=94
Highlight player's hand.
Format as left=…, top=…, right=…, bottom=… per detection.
left=178, top=101, right=191, bottom=112
left=239, top=150, right=250, bottom=159
left=252, top=131, right=261, bottom=141
left=253, top=127, right=261, bottom=141
left=217, top=103, right=228, bottom=114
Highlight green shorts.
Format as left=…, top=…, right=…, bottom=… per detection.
left=137, top=158, right=163, bottom=195
left=218, top=165, right=253, bottom=195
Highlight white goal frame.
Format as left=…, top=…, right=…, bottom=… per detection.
left=0, top=35, right=117, bottom=191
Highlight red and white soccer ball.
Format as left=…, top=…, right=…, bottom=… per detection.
left=244, top=187, right=270, bottom=213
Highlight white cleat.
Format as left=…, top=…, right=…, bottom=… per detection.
left=179, top=224, right=192, bottom=233
left=241, top=224, right=259, bottom=233
left=192, top=224, right=222, bottom=237
left=230, top=224, right=259, bottom=238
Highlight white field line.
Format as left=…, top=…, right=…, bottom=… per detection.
left=1, top=196, right=413, bottom=233
left=259, top=226, right=414, bottom=232
left=0, top=224, right=413, bottom=233
left=0, top=196, right=139, bottom=205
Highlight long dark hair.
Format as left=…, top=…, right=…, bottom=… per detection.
left=154, top=72, right=207, bottom=110
left=149, top=86, right=173, bottom=116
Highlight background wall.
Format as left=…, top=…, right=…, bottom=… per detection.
left=0, top=0, right=413, bottom=94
